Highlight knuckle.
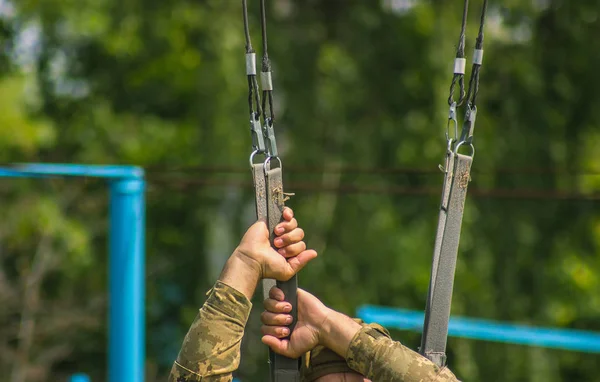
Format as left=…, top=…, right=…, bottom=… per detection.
left=263, top=299, right=273, bottom=310
left=260, top=311, right=269, bottom=322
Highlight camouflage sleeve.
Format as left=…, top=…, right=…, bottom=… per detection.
left=346, top=325, right=460, bottom=382
left=168, top=280, right=252, bottom=382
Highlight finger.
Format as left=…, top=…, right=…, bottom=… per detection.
left=280, top=249, right=318, bottom=281
left=269, top=286, right=285, bottom=301
left=282, top=207, right=294, bottom=222
left=275, top=218, right=297, bottom=236
left=278, top=241, right=307, bottom=258
left=263, top=297, right=293, bottom=313
left=261, top=325, right=290, bottom=338
left=273, top=228, right=305, bottom=248
left=260, top=311, right=294, bottom=326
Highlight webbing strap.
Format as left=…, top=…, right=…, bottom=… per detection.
left=421, top=150, right=455, bottom=356
left=266, top=167, right=300, bottom=381
left=253, top=163, right=277, bottom=298
left=420, top=153, right=472, bottom=367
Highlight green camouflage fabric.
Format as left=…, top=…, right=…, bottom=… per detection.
left=346, top=325, right=460, bottom=382
left=301, top=319, right=389, bottom=381
left=169, top=281, right=459, bottom=382
left=168, top=281, right=252, bottom=382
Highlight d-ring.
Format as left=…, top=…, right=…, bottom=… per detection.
left=263, top=156, right=282, bottom=173
left=453, top=140, right=475, bottom=158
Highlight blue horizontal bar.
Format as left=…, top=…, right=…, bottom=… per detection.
left=69, top=374, right=91, bottom=382
left=0, top=163, right=143, bottom=179
left=357, top=305, right=600, bottom=353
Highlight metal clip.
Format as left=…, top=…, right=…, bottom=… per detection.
left=263, top=117, right=278, bottom=158
left=446, top=102, right=458, bottom=143
left=455, top=105, right=477, bottom=157
left=250, top=114, right=266, bottom=153
left=459, top=105, right=477, bottom=143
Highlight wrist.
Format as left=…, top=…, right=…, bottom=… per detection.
left=319, top=310, right=362, bottom=358
left=217, top=251, right=262, bottom=300
left=232, top=247, right=263, bottom=278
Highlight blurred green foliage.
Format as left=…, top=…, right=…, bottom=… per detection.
left=0, top=0, right=599, bottom=380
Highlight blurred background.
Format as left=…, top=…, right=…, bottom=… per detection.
left=1, top=0, right=599, bottom=380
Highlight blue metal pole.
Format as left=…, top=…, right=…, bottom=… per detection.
left=109, top=178, right=146, bottom=382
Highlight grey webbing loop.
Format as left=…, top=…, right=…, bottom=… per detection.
left=252, top=163, right=277, bottom=299
left=422, top=0, right=488, bottom=369
left=420, top=154, right=472, bottom=367
left=422, top=151, right=455, bottom=352
left=266, top=166, right=300, bottom=381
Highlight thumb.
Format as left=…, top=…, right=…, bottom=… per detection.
left=244, top=220, right=270, bottom=241
left=261, top=336, right=296, bottom=358
left=280, top=249, right=318, bottom=280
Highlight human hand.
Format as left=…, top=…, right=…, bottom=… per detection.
left=260, top=286, right=332, bottom=359
left=234, top=207, right=317, bottom=281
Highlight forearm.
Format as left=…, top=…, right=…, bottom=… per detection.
left=320, top=311, right=460, bottom=382
left=169, top=255, right=259, bottom=381
left=218, top=251, right=261, bottom=300
left=320, top=309, right=363, bottom=357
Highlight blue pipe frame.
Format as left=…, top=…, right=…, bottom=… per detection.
left=358, top=305, right=600, bottom=354
left=1, top=164, right=146, bottom=382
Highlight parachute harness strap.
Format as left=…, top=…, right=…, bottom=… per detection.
left=421, top=0, right=489, bottom=368
left=242, top=1, right=299, bottom=381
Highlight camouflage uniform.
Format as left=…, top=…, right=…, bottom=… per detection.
left=169, top=281, right=460, bottom=382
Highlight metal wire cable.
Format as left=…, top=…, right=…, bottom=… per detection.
left=448, top=0, right=469, bottom=106
left=242, top=0, right=262, bottom=121
left=259, top=0, right=275, bottom=123
left=465, top=0, right=488, bottom=109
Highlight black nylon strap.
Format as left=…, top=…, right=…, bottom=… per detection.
left=266, top=166, right=300, bottom=381
left=420, top=153, right=472, bottom=367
